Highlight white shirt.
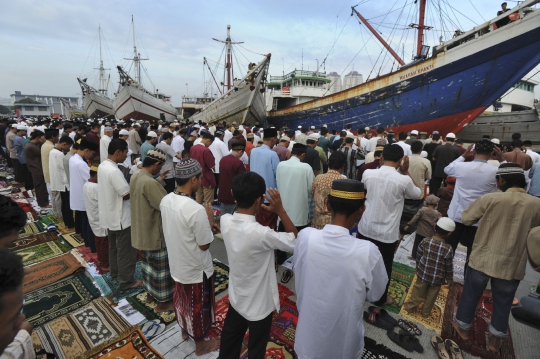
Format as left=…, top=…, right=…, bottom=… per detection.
left=223, top=130, right=233, bottom=145
left=100, top=135, right=111, bottom=163
left=49, top=148, right=68, bottom=192
left=221, top=212, right=296, bottom=321
left=83, top=181, right=107, bottom=237
left=171, top=135, right=185, bottom=163
left=287, top=140, right=296, bottom=151
left=366, top=136, right=382, bottom=152
left=209, top=137, right=229, bottom=173
left=526, top=149, right=540, bottom=164
left=98, top=160, right=131, bottom=230
left=160, top=193, right=214, bottom=284
left=359, top=166, right=421, bottom=243
left=122, top=148, right=133, bottom=168
left=364, top=151, right=375, bottom=164
left=69, top=131, right=76, bottom=141
left=69, top=153, right=90, bottom=211
left=444, top=157, right=500, bottom=225
left=393, top=141, right=412, bottom=156
left=293, top=225, right=387, bottom=359
left=194, top=137, right=203, bottom=146
left=0, top=330, right=34, bottom=359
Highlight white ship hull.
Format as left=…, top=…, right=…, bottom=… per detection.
left=189, top=54, right=271, bottom=125
left=82, top=92, right=114, bottom=118
left=113, top=85, right=177, bottom=122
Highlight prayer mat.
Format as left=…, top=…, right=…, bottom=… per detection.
left=398, top=275, right=449, bottom=334
left=9, top=232, right=58, bottom=251
left=362, top=337, right=412, bottom=359
left=453, top=246, right=467, bottom=284
left=24, top=272, right=101, bottom=326
left=441, top=283, right=516, bottom=359
left=77, top=245, right=98, bottom=263
left=126, top=291, right=176, bottom=324
left=23, top=252, right=85, bottom=294
left=382, top=262, right=416, bottom=314
left=60, top=232, right=85, bottom=248
left=93, top=261, right=144, bottom=303
left=32, top=297, right=134, bottom=359
left=55, top=222, right=73, bottom=235
left=39, top=214, right=62, bottom=225
left=86, top=328, right=164, bottom=359
left=18, top=221, right=47, bottom=237
left=16, top=238, right=71, bottom=267
left=213, top=259, right=229, bottom=295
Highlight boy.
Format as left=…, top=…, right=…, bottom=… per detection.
left=404, top=194, right=442, bottom=258
left=403, top=217, right=455, bottom=317
left=219, top=172, right=298, bottom=359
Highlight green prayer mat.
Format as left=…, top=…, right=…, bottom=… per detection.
left=382, top=262, right=416, bottom=314
left=214, top=259, right=230, bottom=295
left=16, top=238, right=72, bottom=267
left=40, top=214, right=63, bottom=226
left=19, top=221, right=47, bottom=237
left=23, top=272, right=101, bottom=326
left=126, top=292, right=176, bottom=324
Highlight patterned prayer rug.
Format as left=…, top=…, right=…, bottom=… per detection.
left=39, top=214, right=63, bottom=225
left=398, top=275, right=449, bottom=334
left=16, top=238, right=71, bottom=267
left=60, top=232, right=85, bottom=248
left=441, top=283, right=516, bottom=359
left=382, top=262, right=416, bottom=314
left=24, top=272, right=101, bottom=326
left=126, top=291, right=176, bottom=324
left=86, top=328, right=164, bottom=359
left=31, top=298, right=134, bottom=359
left=453, top=246, right=467, bottom=284
left=23, top=252, right=85, bottom=294
left=213, top=259, right=229, bottom=295
left=93, top=261, right=144, bottom=303
left=8, top=232, right=58, bottom=251
left=18, top=221, right=47, bottom=237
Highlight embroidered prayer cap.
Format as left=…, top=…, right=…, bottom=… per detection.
left=103, top=126, right=113, bottom=132
left=175, top=158, right=202, bottom=179
left=496, top=164, right=524, bottom=176
left=263, top=127, right=278, bottom=138
left=437, top=217, right=456, bottom=232
left=425, top=194, right=440, bottom=205
left=119, top=129, right=130, bottom=136
left=330, top=179, right=365, bottom=200
left=231, top=139, right=246, bottom=150
left=475, top=140, right=494, bottom=152
left=291, top=143, right=307, bottom=155
left=146, top=148, right=167, bottom=163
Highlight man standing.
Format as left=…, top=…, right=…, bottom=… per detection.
left=405, top=130, right=419, bottom=145
left=453, top=163, right=540, bottom=353
left=423, top=132, right=441, bottom=173
left=25, top=130, right=50, bottom=208
left=140, top=131, right=158, bottom=162
left=85, top=123, right=101, bottom=146
left=359, top=145, right=421, bottom=306
left=502, top=140, right=533, bottom=171
left=41, top=129, right=58, bottom=199
left=402, top=140, right=432, bottom=223
left=131, top=148, right=174, bottom=312
left=190, top=132, right=216, bottom=204
left=367, top=127, right=386, bottom=153
left=218, top=140, right=247, bottom=215
left=523, top=140, right=540, bottom=164
left=295, top=126, right=308, bottom=145
left=98, top=139, right=142, bottom=291
left=272, top=136, right=291, bottom=161
left=100, top=126, right=113, bottom=163
left=431, top=133, right=461, bottom=194
left=294, top=179, right=387, bottom=358
left=49, top=136, right=74, bottom=227
left=250, top=128, right=280, bottom=228
left=444, top=142, right=505, bottom=260
left=209, top=130, right=230, bottom=200
left=160, top=159, right=220, bottom=356
left=304, top=135, right=321, bottom=176
left=337, top=136, right=361, bottom=179
left=128, top=123, right=142, bottom=160
left=156, top=132, right=182, bottom=193
left=171, top=129, right=185, bottom=165
left=6, top=124, right=18, bottom=182
left=14, top=125, right=32, bottom=188
left=394, top=132, right=412, bottom=156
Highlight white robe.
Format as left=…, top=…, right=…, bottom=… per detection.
left=293, top=225, right=387, bottom=359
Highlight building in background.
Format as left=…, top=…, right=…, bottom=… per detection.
left=9, top=91, right=79, bottom=116
left=327, top=72, right=342, bottom=94
left=342, top=71, right=364, bottom=90
left=485, top=78, right=539, bottom=112
left=13, top=103, right=54, bottom=116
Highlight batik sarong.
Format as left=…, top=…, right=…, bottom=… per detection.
left=140, top=248, right=174, bottom=302
left=173, top=273, right=215, bottom=340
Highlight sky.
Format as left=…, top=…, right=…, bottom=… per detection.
left=1, top=0, right=539, bottom=107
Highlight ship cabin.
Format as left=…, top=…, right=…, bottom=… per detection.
left=180, top=94, right=217, bottom=119
left=266, top=69, right=331, bottom=111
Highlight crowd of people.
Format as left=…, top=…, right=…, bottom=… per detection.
left=1, top=115, right=540, bottom=358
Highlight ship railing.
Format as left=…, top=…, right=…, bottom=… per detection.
left=270, top=69, right=327, bottom=82
left=433, top=0, right=540, bottom=56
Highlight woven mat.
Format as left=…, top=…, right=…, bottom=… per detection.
left=18, top=221, right=47, bottom=237
left=24, top=271, right=101, bottom=326
left=213, top=259, right=229, bottom=295
left=23, top=252, right=85, bottom=294
left=382, top=262, right=416, bottom=314
left=60, top=232, right=85, bottom=248
left=86, top=328, right=164, bottom=359
left=441, top=282, right=516, bottom=359
left=93, top=261, right=144, bottom=303
left=32, top=297, right=134, bottom=359
left=453, top=246, right=467, bottom=284
left=9, top=232, right=58, bottom=251
left=398, top=275, right=449, bottom=334
left=16, top=238, right=71, bottom=267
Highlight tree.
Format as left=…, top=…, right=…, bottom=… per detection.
left=15, top=98, right=41, bottom=104
left=0, top=105, right=11, bottom=114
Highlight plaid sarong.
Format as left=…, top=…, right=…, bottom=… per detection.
left=173, top=273, right=215, bottom=340
left=140, top=248, right=174, bottom=302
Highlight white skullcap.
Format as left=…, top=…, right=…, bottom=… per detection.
left=491, top=138, right=500, bottom=145
left=147, top=131, right=158, bottom=137
left=411, top=130, right=419, bottom=135
left=437, top=217, right=456, bottom=232
left=446, top=132, right=456, bottom=139
left=119, top=129, right=130, bottom=136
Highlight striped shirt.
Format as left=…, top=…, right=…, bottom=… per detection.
left=416, top=236, right=453, bottom=286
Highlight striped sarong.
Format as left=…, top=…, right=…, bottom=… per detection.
left=140, top=248, right=174, bottom=302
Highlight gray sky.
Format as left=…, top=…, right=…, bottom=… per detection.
left=1, top=0, right=539, bottom=106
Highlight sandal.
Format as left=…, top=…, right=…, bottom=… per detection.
left=363, top=311, right=394, bottom=331
left=398, top=319, right=415, bottom=335
left=409, top=321, right=422, bottom=335
left=444, top=339, right=463, bottom=359
left=431, top=335, right=451, bottom=359
left=406, top=335, right=424, bottom=353
left=140, top=320, right=166, bottom=340
left=387, top=329, right=413, bottom=352
left=369, top=306, right=398, bottom=326
left=281, top=269, right=293, bottom=283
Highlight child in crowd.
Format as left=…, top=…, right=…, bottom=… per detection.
left=436, top=176, right=456, bottom=217
left=404, top=217, right=455, bottom=318
left=404, top=194, right=442, bottom=258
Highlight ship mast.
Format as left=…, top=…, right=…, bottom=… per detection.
left=409, top=0, right=433, bottom=57
left=94, top=25, right=110, bottom=96
left=213, top=25, right=243, bottom=91
left=124, top=16, right=148, bottom=85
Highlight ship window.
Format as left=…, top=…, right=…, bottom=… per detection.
left=38, top=107, right=47, bottom=111
left=25, top=106, right=34, bottom=111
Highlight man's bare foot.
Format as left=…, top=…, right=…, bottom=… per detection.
left=195, top=338, right=220, bottom=356
left=67, top=227, right=75, bottom=232
left=128, top=280, right=143, bottom=289
left=155, top=300, right=174, bottom=312
left=452, top=319, right=470, bottom=340
left=384, top=296, right=395, bottom=306
left=488, top=333, right=502, bottom=353
left=146, top=294, right=155, bottom=304
left=181, top=329, right=189, bottom=341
